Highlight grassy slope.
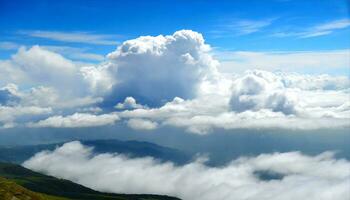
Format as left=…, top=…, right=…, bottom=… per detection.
left=0, top=162, right=180, bottom=200
left=0, top=176, right=68, bottom=200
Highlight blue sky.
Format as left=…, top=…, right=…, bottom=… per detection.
left=0, top=0, right=349, bottom=60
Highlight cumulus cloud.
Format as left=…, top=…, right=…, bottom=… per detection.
left=115, top=70, right=349, bottom=133
left=0, top=83, right=102, bottom=109
left=105, top=30, right=219, bottom=106
left=0, top=84, right=20, bottom=106
left=0, top=45, right=107, bottom=126
left=27, top=113, right=119, bottom=128
left=24, top=141, right=350, bottom=200
left=12, top=46, right=78, bottom=87
left=229, top=70, right=299, bottom=115
left=80, top=63, right=115, bottom=95
left=114, top=97, right=146, bottom=110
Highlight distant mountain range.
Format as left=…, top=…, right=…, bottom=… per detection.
left=0, top=162, right=181, bottom=200
left=0, top=139, right=192, bottom=165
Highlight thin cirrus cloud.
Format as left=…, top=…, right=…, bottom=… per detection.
left=0, top=41, right=20, bottom=50
left=211, top=18, right=275, bottom=37
left=216, top=49, right=350, bottom=74
left=20, top=30, right=120, bottom=45
left=273, top=19, right=350, bottom=38
left=23, top=141, right=350, bottom=200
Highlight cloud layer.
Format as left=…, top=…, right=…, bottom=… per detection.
left=0, top=30, right=349, bottom=132
left=27, top=113, right=119, bottom=128
left=24, top=141, right=350, bottom=200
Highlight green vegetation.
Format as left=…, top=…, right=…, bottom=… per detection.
left=0, top=176, right=68, bottom=200
left=0, top=162, right=181, bottom=200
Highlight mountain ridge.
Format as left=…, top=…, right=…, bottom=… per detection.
left=0, top=139, right=192, bottom=165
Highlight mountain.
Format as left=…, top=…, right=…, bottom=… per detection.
left=0, top=162, right=181, bottom=200
left=0, top=139, right=192, bottom=165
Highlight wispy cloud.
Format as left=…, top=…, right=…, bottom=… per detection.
left=273, top=19, right=350, bottom=38
left=0, top=41, right=20, bottom=50
left=20, top=30, right=120, bottom=45
left=302, top=19, right=350, bottom=38
left=215, top=49, right=350, bottom=74
left=0, top=42, right=105, bottom=61
left=229, top=19, right=275, bottom=35
left=42, top=45, right=105, bottom=61
left=210, top=18, right=275, bottom=37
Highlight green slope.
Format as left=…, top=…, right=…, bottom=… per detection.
left=0, top=176, right=68, bottom=200
left=0, top=162, right=180, bottom=200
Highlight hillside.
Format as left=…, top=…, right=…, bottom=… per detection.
left=0, top=162, right=181, bottom=200
left=0, top=176, right=68, bottom=200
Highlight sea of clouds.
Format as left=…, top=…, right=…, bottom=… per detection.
left=23, top=141, right=350, bottom=200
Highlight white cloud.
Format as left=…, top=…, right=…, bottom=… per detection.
left=163, top=111, right=350, bottom=134
left=80, top=63, right=115, bottom=95
left=0, top=83, right=102, bottom=109
left=229, top=70, right=299, bottom=115
left=115, top=97, right=146, bottom=110
left=0, top=105, right=51, bottom=128
left=227, top=19, right=275, bottom=35
left=279, top=73, right=350, bottom=90
left=272, top=19, right=350, bottom=39
left=27, top=113, right=119, bottom=128
left=211, top=18, right=275, bottom=38
left=21, top=30, right=120, bottom=45
left=41, top=46, right=105, bottom=61
left=0, top=41, right=20, bottom=50
left=301, top=19, right=350, bottom=38
left=24, top=141, right=350, bottom=200
left=1, top=30, right=349, bottom=132
left=11, top=46, right=79, bottom=89
left=127, top=118, right=158, bottom=130
left=217, top=50, right=350, bottom=74
left=105, top=30, right=219, bottom=105
left=115, top=70, right=349, bottom=134
left=0, top=46, right=106, bottom=110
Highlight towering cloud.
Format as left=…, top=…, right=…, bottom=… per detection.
left=104, top=30, right=219, bottom=106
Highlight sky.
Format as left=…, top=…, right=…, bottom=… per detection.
left=0, top=1, right=350, bottom=199
left=0, top=0, right=349, bottom=72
